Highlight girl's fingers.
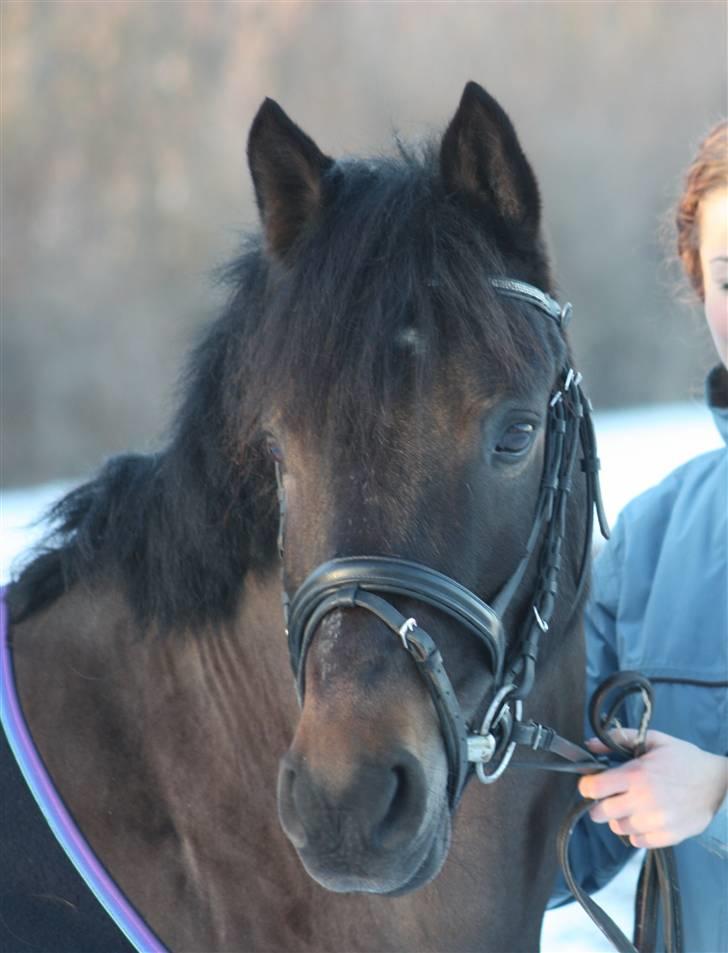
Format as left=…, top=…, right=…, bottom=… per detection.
left=579, top=731, right=719, bottom=851
left=609, top=810, right=668, bottom=838
left=584, top=728, right=669, bottom=758
left=584, top=737, right=611, bottom=754
left=609, top=816, right=645, bottom=837
left=579, top=761, right=635, bottom=800
left=629, top=830, right=677, bottom=850
left=588, top=792, right=634, bottom=823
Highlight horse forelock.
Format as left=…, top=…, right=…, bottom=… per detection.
left=227, top=144, right=560, bottom=452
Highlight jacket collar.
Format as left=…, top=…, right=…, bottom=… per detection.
left=706, top=364, right=728, bottom=447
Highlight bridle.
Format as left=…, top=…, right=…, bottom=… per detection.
left=276, top=276, right=682, bottom=953
left=282, top=276, right=610, bottom=807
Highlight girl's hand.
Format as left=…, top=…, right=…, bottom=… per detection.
left=578, top=729, right=728, bottom=849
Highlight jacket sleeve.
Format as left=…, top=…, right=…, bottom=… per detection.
left=548, top=521, right=636, bottom=908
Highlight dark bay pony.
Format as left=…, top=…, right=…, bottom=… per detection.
left=5, top=83, right=592, bottom=952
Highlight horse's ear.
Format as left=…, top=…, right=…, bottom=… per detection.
left=247, top=98, right=334, bottom=259
left=440, top=81, right=541, bottom=233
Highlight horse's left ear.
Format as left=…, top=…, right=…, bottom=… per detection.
left=440, top=82, right=541, bottom=233
left=247, top=98, right=334, bottom=259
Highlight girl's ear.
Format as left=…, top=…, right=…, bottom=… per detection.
left=247, top=98, right=334, bottom=260
left=440, top=81, right=541, bottom=235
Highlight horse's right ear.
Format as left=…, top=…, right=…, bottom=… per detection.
left=247, top=99, right=334, bottom=260
left=440, top=82, right=541, bottom=234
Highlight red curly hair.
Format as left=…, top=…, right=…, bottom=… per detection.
left=676, top=120, right=728, bottom=300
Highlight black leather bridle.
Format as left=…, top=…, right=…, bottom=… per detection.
left=284, top=277, right=610, bottom=806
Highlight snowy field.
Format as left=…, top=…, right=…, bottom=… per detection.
left=1, top=401, right=722, bottom=951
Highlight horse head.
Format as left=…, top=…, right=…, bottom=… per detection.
left=239, top=82, right=591, bottom=896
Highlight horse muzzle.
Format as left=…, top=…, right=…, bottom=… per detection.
left=277, top=745, right=450, bottom=893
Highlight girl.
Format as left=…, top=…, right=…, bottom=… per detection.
left=550, top=121, right=728, bottom=953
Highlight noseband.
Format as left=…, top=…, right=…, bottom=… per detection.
left=282, top=277, right=610, bottom=807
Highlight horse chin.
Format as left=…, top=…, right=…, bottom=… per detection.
left=297, top=806, right=451, bottom=897
left=380, top=815, right=452, bottom=896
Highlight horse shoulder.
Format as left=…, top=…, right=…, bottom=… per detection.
left=9, top=571, right=320, bottom=950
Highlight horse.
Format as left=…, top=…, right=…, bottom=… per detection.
left=3, top=82, right=601, bottom=952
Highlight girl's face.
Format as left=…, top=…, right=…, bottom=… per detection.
left=699, top=187, right=728, bottom=367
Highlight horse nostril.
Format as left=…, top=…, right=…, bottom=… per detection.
left=374, top=760, right=426, bottom=850
left=385, top=765, right=409, bottom=824
left=277, top=758, right=307, bottom=849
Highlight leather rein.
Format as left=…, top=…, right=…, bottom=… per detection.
left=277, top=277, right=682, bottom=953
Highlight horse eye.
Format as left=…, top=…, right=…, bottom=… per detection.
left=495, top=423, right=535, bottom=455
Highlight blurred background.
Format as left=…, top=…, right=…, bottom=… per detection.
left=2, top=0, right=726, bottom=488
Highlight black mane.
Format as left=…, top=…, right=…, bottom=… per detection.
left=9, top=142, right=561, bottom=631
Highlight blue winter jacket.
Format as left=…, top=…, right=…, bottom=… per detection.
left=549, top=365, right=728, bottom=953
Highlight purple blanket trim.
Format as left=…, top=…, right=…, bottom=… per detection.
left=0, top=588, right=168, bottom=953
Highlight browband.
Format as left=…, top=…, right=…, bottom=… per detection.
left=489, top=277, right=573, bottom=329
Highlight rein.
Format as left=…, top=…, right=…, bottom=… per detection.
left=278, top=277, right=682, bottom=953
left=558, top=672, right=684, bottom=953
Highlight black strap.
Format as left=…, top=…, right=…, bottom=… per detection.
left=558, top=794, right=640, bottom=953
left=558, top=798, right=684, bottom=953
left=510, top=720, right=607, bottom=773
left=634, top=848, right=683, bottom=953
left=556, top=673, right=684, bottom=953
left=500, top=370, right=588, bottom=701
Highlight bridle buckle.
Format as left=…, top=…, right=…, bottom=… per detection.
left=466, top=732, right=497, bottom=764
left=398, top=617, right=418, bottom=650
left=468, top=684, right=522, bottom=784
left=533, top=605, right=549, bottom=633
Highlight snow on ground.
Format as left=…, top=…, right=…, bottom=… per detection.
left=0, top=402, right=722, bottom=950
left=1, top=479, right=78, bottom=584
